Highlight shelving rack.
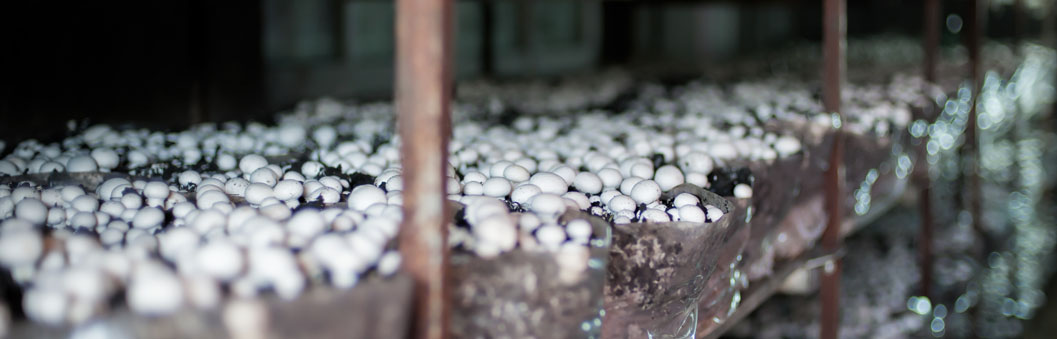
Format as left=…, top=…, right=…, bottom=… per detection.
left=391, top=0, right=990, bottom=338
left=0, top=0, right=1044, bottom=337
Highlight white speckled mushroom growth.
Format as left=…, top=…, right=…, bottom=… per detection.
left=1, top=37, right=1036, bottom=338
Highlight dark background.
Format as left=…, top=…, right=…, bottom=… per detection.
left=0, top=1, right=262, bottom=145
left=0, top=0, right=1044, bottom=147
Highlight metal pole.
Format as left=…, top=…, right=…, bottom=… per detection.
left=963, top=1, right=987, bottom=333
left=919, top=0, right=942, bottom=300
left=820, top=0, right=845, bottom=338
left=924, top=0, right=941, bottom=84
left=395, top=0, right=453, bottom=338
left=966, top=0, right=987, bottom=255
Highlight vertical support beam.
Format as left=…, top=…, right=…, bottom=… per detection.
left=963, top=2, right=987, bottom=332
left=395, top=0, right=453, bottom=338
left=918, top=163, right=935, bottom=296
left=965, top=0, right=987, bottom=255
left=968, top=3, right=989, bottom=331
left=967, top=0, right=984, bottom=91
left=820, top=0, right=845, bottom=338
left=821, top=0, right=845, bottom=115
left=924, top=0, right=941, bottom=84
left=918, top=0, right=941, bottom=300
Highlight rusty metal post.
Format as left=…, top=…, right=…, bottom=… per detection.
left=924, top=0, right=941, bottom=84
left=395, top=0, right=453, bottom=338
left=963, top=1, right=988, bottom=332
left=966, top=0, right=987, bottom=255
left=820, top=0, right=845, bottom=338
left=967, top=0, right=983, bottom=103
left=918, top=0, right=941, bottom=300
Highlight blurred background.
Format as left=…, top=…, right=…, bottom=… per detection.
left=1, top=0, right=1050, bottom=144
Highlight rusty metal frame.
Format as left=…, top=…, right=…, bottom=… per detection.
left=388, top=2, right=983, bottom=338
left=395, top=0, right=454, bottom=338
left=924, top=0, right=941, bottom=85
left=918, top=0, right=941, bottom=300
left=820, top=0, right=846, bottom=338
left=966, top=0, right=987, bottom=255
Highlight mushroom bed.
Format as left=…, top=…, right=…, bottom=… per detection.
left=0, top=57, right=942, bottom=337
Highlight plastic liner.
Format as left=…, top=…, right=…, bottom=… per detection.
left=733, top=151, right=811, bottom=282
left=737, top=121, right=910, bottom=282
left=2, top=172, right=418, bottom=339
left=771, top=125, right=908, bottom=260
left=692, top=123, right=911, bottom=338
left=0, top=171, right=115, bottom=190
left=450, top=209, right=612, bottom=338
left=602, top=185, right=750, bottom=339
left=7, top=275, right=414, bottom=339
